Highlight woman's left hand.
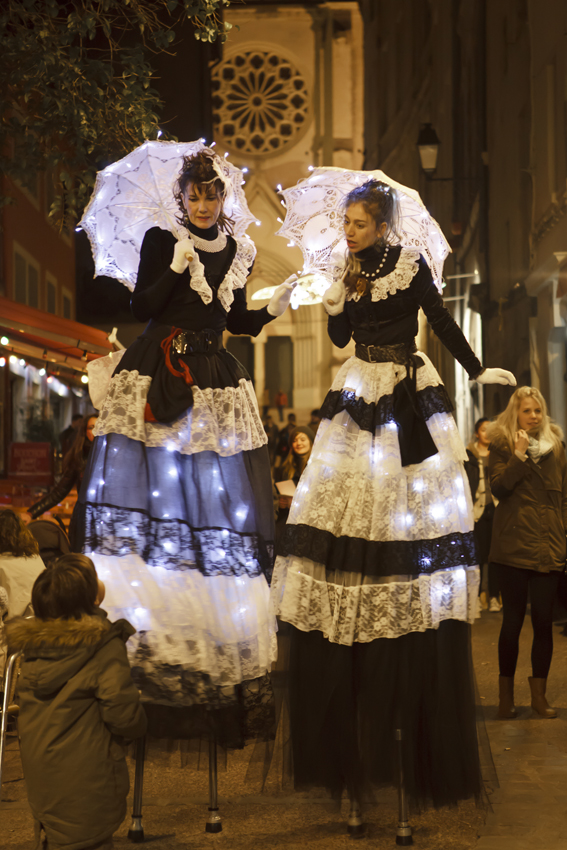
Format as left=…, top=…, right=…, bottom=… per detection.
left=267, top=275, right=298, bottom=317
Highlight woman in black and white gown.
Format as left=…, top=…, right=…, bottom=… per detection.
left=76, top=149, right=295, bottom=746
left=270, top=179, right=514, bottom=809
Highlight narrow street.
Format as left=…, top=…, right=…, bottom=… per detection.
left=2, top=610, right=567, bottom=850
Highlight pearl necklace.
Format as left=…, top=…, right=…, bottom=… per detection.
left=188, top=230, right=228, bottom=253
left=355, top=245, right=389, bottom=297
left=359, top=245, right=390, bottom=281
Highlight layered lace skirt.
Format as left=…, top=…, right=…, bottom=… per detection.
left=76, top=334, right=277, bottom=746
left=270, top=353, right=488, bottom=807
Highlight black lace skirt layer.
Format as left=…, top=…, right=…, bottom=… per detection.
left=280, top=619, right=493, bottom=809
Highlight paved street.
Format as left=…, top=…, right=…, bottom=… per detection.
left=2, top=610, right=567, bottom=849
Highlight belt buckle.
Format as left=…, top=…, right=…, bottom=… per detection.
left=367, top=346, right=378, bottom=363
left=172, top=332, right=188, bottom=355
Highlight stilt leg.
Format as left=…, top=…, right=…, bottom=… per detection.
left=128, top=736, right=146, bottom=842
left=395, top=728, right=412, bottom=846
left=347, top=795, right=365, bottom=838
left=205, top=734, right=222, bottom=834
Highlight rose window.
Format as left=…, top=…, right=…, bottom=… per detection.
left=212, top=51, right=310, bottom=156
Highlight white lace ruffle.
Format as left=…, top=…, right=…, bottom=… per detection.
left=347, top=247, right=420, bottom=303
left=86, top=350, right=126, bottom=410
left=290, top=352, right=471, bottom=541
left=180, top=231, right=256, bottom=311
left=293, top=411, right=472, bottom=542
left=91, top=553, right=277, bottom=686
left=329, top=349, right=444, bottom=404
left=94, top=371, right=268, bottom=456
left=271, top=556, right=480, bottom=644
left=217, top=235, right=256, bottom=312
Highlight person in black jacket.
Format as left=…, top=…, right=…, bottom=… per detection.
left=27, top=414, right=98, bottom=551
left=464, top=417, right=499, bottom=611
left=59, top=412, right=84, bottom=456
left=75, top=148, right=295, bottom=746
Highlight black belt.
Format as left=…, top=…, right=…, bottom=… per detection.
left=143, top=323, right=224, bottom=355
left=355, top=341, right=417, bottom=364
left=355, top=341, right=439, bottom=468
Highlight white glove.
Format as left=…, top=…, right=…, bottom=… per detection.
left=322, top=278, right=346, bottom=316
left=475, top=367, right=517, bottom=386
left=170, top=237, right=196, bottom=274
left=267, top=275, right=298, bottom=317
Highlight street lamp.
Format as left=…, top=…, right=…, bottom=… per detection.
left=416, top=123, right=441, bottom=174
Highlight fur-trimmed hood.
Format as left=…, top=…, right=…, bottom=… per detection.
left=6, top=611, right=135, bottom=696
left=7, top=614, right=109, bottom=651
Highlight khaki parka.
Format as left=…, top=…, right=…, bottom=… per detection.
left=6, top=611, right=147, bottom=850
left=488, top=433, right=567, bottom=573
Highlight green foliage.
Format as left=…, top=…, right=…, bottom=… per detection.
left=1, top=0, right=235, bottom=228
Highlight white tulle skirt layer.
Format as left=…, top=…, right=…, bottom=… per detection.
left=91, top=553, right=277, bottom=687
left=271, top=557, right=480, bottom=644
left=94, top=371, right=267, bottom=457
left=289, top=410, right=472, bottom=542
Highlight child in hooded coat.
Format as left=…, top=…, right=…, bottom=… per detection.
left=6, top=555, right=147, bottom=850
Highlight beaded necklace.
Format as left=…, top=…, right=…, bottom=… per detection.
left=355, top=245, right=390, bottom=297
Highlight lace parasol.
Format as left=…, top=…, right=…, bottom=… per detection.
left=79, top=140, right=257, bottom=291
left=277, top=166, right=451, bottom=297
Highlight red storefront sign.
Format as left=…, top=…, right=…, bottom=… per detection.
left=9, top=443, right=53, bottom=486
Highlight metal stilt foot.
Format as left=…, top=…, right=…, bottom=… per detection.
left=128, top=736, right=146, bottom=843
left=347, top=799, right=365, bottom=838
left=205, top=734, right=222, bottom=834
left=395, top=728, right=413, bottom=846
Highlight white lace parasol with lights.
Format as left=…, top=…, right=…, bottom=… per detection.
left=274, top=166, right=451, bottom=304
left=79, top=140, right=257, bottom=291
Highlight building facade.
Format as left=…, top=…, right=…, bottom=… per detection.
left=0, top=175, right=98, bottom=477
left=213, top=0, right=365, bottom=419
left=360, top=0, right=567, bottom=436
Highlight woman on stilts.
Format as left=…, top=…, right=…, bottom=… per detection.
left=77, top=148, right=296, bottom=747
left=270, top=179, right=514, bottom=815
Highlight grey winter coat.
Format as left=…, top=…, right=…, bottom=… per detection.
left=6, top=611, right=146, bottom=850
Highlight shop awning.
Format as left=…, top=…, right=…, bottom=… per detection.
left=0, top=297, right=113, bottom=373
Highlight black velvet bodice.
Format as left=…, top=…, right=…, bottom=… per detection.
left=130, top=226, right=272, bottom=337
left=328, top=245, right=482, bottom=378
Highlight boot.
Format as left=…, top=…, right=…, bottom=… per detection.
left=528, top=677, right=557, bottom=718
left=497, top=676, right=517, bottom=719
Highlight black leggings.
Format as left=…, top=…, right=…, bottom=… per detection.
left=497, top=563, right=560, bottom=678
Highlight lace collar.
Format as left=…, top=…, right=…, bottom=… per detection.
left=346, top=247, right=420, bottom=303
left=186, top=222, right=228, bottom=253
left=186, top=234, right=256, bottom=312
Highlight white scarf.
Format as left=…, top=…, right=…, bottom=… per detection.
left=527, top=435, right=554, bottom=461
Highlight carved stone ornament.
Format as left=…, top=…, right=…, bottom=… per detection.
left=212, top=50, right=310, bottom=156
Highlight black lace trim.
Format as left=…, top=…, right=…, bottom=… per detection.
left=84, top=503, right=274, bottom=581
left=132, top=642, right=275, bottom=743
left=279, top=524, right=476, bottom=577
left=320, top=383, right=454, bottom=432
